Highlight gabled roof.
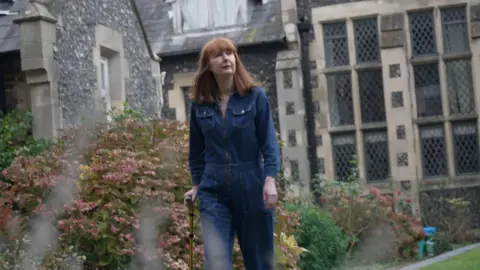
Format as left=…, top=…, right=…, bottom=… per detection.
left=128, top=0, right=160, bottom=61
left=0, top=0, right=28, bottom=53
left=0, top=0, right=159, bottom=62
left=134, top=0, right=285, bottom=57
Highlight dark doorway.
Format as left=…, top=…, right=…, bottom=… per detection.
left=0, top=54, right=7, bottom=116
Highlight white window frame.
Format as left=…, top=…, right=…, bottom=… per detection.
left=172, top=0, right=248, bottom=33
left=99, top=57, right=112, bottom=121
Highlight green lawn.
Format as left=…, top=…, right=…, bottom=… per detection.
left=421, top=248, right=480, bottom=270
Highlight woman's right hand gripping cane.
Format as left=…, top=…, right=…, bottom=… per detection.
left=184, top=185, right=199, bottom=207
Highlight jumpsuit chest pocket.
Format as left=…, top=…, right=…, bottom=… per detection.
left=232, top=104, right=254, bottom=129
left=196, top=108, right=215, bottom=131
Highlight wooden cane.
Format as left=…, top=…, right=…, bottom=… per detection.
left=186, top=196, right=194, bottom=270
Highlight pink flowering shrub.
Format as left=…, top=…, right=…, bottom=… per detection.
left=0, top=110, right=302, bottom=269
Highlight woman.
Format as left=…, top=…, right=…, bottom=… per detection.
left=183, top=37, right=280, bottom=270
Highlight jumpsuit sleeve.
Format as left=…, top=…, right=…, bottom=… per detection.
left=255, top=88, right=281, bottom=178
left=188, top=102, right=206, bottom=186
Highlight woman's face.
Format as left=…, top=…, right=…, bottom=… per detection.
left=208, top=51, right=236, bottom=76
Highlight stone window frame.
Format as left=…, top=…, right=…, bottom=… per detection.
left=169, top=72, right=195, bottom=122
left=94, top=25, right=128, bottom=119
left=99, top=57, right=111, bottom=120
left=182, top=86, right=192, bottom=121
left=406, top=4, right=480, bottom=181
left=319, top=15, right=390, bottom=183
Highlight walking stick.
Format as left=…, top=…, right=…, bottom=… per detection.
left=186, top=196, right=195, bottom=270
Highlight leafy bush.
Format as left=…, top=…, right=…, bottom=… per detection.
left=286, top=204, right=347, bottom=270
left=274, top=204, right=304, bottom=269
left=433, top=234, right=453, bottom=256
left=420, top=190, right=473, bottom=244
left=0, top=235, right=86, bottom=270
left=382, top=193, right=425, bottom=260
left=319, top=178, right=380, bottom=255
left=320, top=178, right=426, bottom=260
left=0, top=105, right=303, bottom=269
left=0, top=109, right=53, bottom=182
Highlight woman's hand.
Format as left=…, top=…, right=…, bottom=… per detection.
left=263, top=176, right=278, bottom=209
left=184, top=186, right=199, bottom=208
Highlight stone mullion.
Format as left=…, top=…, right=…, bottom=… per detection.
left=434, top=7, right=456, bottom=179
left=469, top=4, right=480, bottom=174
left=346, top=18, right=366, bottom=185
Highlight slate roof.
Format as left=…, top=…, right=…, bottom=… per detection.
left=0, top=0, right=28, bottom=53
left=0, top=0, right=159, bottom=61
left=134, top=0, right=286, bottom=57
left=0, top=0, right=286, bottom=56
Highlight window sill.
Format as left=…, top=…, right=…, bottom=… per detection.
left=366, top=180, right=391, bottom=190
left=360, top=122, right=387, bottom=130
left=172, top=25, right=247, bottom=37
left=420, top=176, right=449, bottom=186
left=442, top=51, right=471, bottom=61
left=414, top=114, right=478, bottom=124
left=447, top=113, right=477, bottom=122
left=414, top=116, right=444, bottom=125
left=323, top=65, right=351, bottom=74
left=410, top=55, right=438, bottom=64
left=420, top=174, right=480, bottom=188
left=453, top=174, right=480, bottom=183
left=354, top=62, right=382, bottom=70
left=328, top=125, right=356, bottom=133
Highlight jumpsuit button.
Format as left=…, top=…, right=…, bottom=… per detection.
left=204, top=111, right=206, bottom=115
left=241, top=110, right=244, bottom=114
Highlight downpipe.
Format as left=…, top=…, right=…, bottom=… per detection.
left=297, top=15, right=320, bottom=199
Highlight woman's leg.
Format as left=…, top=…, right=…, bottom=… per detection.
left=198, top=175, right=235, bottom=270
left=233, top=168, right=275, bottom=270
left=235, top=210, right=275, bottom=269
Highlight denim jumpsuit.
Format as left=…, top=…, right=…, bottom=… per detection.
left=188, top=86, right=281, bottom=270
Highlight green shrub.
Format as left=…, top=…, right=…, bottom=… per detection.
left=320, top=177, right=426, bottom=260
left=0, top=109, right=53, bottom=182
left=434, top=234, right=454, bottom=256
left=0, top=234, right=86, bottom=270
left=286, top=204, right=348, bottom=270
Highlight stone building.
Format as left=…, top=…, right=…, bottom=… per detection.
left=139, top=0, right=480, bottom=225
left=5, top=0, right=476, bottom=224
left=298, top=0, right=480, bottom=226
left=0, top=0, right=162, bottom=138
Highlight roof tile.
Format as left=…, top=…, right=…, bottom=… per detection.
left=134, top=0, right=285, bottom=56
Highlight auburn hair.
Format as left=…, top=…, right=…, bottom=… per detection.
left=190, top=38, right=255, bottom=104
